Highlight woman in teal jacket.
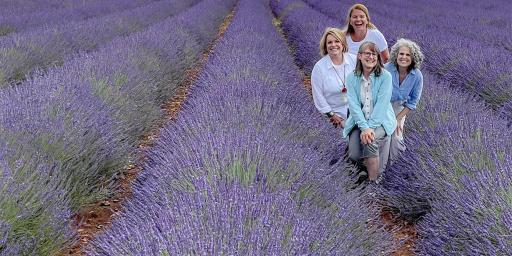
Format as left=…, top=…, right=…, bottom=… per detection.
left=343, top=41, right=396, bottom=182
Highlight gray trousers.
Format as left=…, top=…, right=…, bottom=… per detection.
left=348, top=126, right=391, bottom=175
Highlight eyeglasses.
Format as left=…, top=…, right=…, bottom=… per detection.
left=359, top=51, right=377, bottom=57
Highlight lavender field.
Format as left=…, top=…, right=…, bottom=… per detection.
left=1, top=0, right=511, bottom=255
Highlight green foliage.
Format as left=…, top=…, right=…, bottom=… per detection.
left=0, top=24, right=14, bottom=36
left=0, top=163, right=71, bottom=255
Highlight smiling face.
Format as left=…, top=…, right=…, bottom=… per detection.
left=325, top=34, right=344, bottom=57
left=358, top=45, right=378, bottom=70
left=350, top=9, right=369, bottom=31
left=397, top=46, right=412, bottom=69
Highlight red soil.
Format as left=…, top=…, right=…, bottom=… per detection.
left=381, top=209, right=417, bottom=256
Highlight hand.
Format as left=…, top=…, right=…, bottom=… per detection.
left=330, top=115, right=344, bottom=128
left=396, top=117, right=403, bottom=136
left=360, top=128, right=375, bottom=145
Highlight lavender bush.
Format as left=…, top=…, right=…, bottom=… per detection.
left=0, top=0, right=235, bottom=253
left=416, top=169, right=512, bottom=255
left=500, top=99, right=512, bottom=126
left=269, top=0, right=340, bottom=74
left=0, top=0, right=79, bottom=17
left=378, top=72, right=512, bottom=254
left=0, top=147, right=74, bottom=255
left=0, top=0, right=199, bottom=87
left=0, top=0, right=155, bottom=36
left=87, top=0, right=394, bottom=254
left=0, top=76, right=130, bottom=207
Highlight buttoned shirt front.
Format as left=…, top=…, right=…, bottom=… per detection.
left=342, top=70, right=397, bottom=139
left=385, top=63, right=424, bottom=110
left=312, top=53, right=357, bottom=119
left=360, top=76, right=373, bottom=120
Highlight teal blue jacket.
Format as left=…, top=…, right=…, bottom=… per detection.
left=342, top=69, right=397, bottom=138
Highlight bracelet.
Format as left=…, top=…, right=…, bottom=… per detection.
left=325, top=111, right=334, bottom=118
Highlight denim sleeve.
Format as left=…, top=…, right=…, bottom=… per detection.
left=405, top=70, right=423, bottom=110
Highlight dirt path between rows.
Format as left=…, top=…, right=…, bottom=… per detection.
left=59, top=9, right=236, bottom=256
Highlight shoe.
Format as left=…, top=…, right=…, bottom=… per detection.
left=375, top=174, right=383, bottom=185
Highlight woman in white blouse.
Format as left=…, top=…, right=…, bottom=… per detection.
left=312, top=27, right=356, bottom=128
left=344, top=4, right=389, bottom=64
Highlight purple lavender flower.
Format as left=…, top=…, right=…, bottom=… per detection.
left=87, top=0, right=393, bottom=255
left=1, top=0, right=236, bottom=253
left=0, top=0, right=155, bottom=36
left=0, top=0, right=200, bottom=86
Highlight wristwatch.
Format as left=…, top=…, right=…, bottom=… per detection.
left=325, top=111, right=334, bottom=118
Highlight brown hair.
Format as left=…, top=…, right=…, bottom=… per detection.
left=345, top=4, right=377, bottom=35
left=354, top=42, right=384, bottom=77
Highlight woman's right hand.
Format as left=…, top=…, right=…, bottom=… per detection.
left=395, top=118, right=403, bottom=136
left=330, top=115, right=344, bottom=128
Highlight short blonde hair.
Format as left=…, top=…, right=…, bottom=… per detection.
left=319, top=27, right=348, bottom=56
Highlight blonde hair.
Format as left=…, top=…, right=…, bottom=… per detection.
left=319, top=27, right=348, bottom=56
left=345, top=4, right=376, bottom=35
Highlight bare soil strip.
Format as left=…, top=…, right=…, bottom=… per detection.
left=382, top=210, right=417, bottom=256
left=60, top=9, right=236, bottom=256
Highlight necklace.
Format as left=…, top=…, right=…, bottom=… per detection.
left=333, top=64, right=347, bottom=92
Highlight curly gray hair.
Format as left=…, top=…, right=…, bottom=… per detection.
left=389, top=38, right=424, bottom=70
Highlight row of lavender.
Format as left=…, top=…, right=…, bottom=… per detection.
left=380, top=76, right=512, bottom=255
left=0, top=0, right=199, bottom=87
left=0, top=0, right=100, bottom=17
left=0, top=0, right=156, bottom=36
left=0, top=0, right=234, bottom=254
left=86, top=0, right=394, bottom=254
left=271, top=0, right=512, bottom=254
left=304, top=0, right=512, bottom=119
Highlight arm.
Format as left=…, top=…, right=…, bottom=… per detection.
left=380, top=49, right=390, bottom=64
left=404, top=70, right=423, bottom=110
left=311, top=64, right=332, bottom=114
left=396, top=107, right=411, bottom=120
left=373, top=29, right=389, bottom=64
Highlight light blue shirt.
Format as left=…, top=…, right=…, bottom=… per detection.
left=343, top=69, right=397, bottom=138
left=385, top=63, right=423, bottom=110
